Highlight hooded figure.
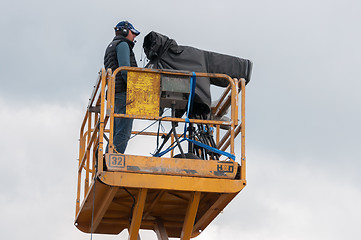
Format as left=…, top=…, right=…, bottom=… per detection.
left=143, top=31, right=252, bottom=115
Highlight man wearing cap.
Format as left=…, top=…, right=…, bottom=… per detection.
left=104, top=20, right=140, bottom=153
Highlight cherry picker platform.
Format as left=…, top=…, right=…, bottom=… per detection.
left=75, top=67, right=247, bottom=239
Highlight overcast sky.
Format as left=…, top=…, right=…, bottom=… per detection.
left=1, top=0, right=360, bottom=239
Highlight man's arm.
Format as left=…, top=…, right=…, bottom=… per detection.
left=116, top=42, right=131, bottom=82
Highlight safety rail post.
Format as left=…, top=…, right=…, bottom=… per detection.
left=96, top=68, right=109, bottom=174
left=92, top=95, right=102, bottom=179
left=216, top=125, right=220, bottom=145
left=171, top=134, right=175, bottom=158
left=233, top=78, right=239, bottom=126
left=84, top=111, right=91, bottom=197
left=240, top=78, right=246, bottom=180
left=229, top=77, right=236, bottom=155
left=107, top=68, right=116, bottom=154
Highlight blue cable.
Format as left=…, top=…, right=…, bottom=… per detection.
left=184, top=72, right=197, bottom=136
left=156, top=72, right=235, bottom=160
left=183, top=137, right=235, bottom=160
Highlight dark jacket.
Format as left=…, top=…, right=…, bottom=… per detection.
left=104, top=35, right=138, bottom=93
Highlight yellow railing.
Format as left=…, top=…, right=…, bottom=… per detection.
left=75, top=67, right=246, bottom=216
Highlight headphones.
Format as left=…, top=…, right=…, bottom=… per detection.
left=119, top=21, right=129, bottom=37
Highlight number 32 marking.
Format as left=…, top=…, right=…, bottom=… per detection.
left=110, top=155, right=125, bottom=168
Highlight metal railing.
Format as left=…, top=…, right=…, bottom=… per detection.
left=75, top=67, right=246, bottom=216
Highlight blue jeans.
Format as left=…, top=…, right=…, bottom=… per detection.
left=111, top=92, right=133, bottom=153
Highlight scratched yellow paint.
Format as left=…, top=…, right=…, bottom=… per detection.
left=126, top=71, right=160, bottom=117
left=105, top=153, right=238, bottom=179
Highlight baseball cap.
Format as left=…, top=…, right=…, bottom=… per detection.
left=114, top=21, right=140, bottom=35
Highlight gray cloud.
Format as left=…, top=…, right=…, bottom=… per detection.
left=1, top=0, right=361, bottom=239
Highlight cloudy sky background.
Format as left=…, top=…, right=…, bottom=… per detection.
left=1, top=0, right=360, bottom=239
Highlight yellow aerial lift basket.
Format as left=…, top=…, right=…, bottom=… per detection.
left=75, top=67, right=247, bottom=240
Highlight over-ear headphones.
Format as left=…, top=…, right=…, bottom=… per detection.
left=120, top=21, right=129, bottom=37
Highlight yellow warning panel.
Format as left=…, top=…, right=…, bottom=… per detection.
left=126, top=71, right=161, bottom=117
